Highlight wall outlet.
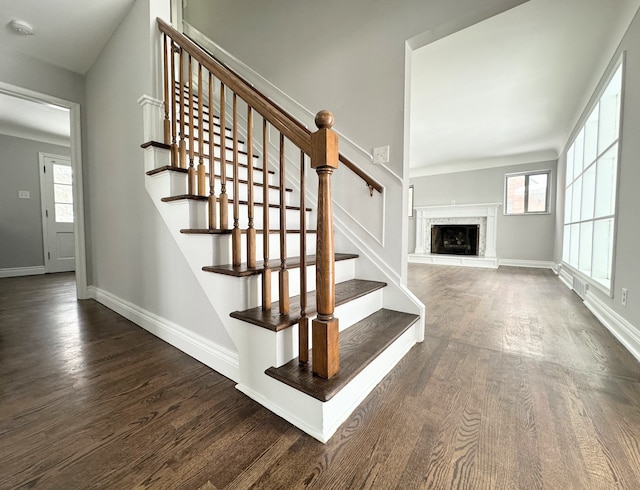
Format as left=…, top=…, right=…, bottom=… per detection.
left=18, top=190, right=30, bottom=199
left=372, top=145, right=390, bottom=165
left=622, top=288, right=628, bottom=307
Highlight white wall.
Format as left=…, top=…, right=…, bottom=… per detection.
left=83, top=0, right=235, bottom=352
left=555, top=8, right=640, bottom=330
left=183, top=0, right=527, bottom=281
left=0, top=134, right=71, bottom=269
left=410, top=160, right=557, bottom=261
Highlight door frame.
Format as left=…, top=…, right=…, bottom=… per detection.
left=0, top=81, right=88, bottom=299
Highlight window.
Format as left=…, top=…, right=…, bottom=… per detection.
left=562, top=62, right=622, bottom=291
left=53, top=163, right=74, bottom=223
left=504, top=170, right=550, bottom=215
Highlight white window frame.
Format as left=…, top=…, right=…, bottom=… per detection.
left=561, top=54, right=624, bottom=296
left=504, top=170, right=551, bottom=215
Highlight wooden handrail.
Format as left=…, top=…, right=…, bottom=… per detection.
left=157, top=18, right=383, bottom=195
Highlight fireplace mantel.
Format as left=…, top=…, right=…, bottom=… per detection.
left=410, top=202, right=501, bottom=268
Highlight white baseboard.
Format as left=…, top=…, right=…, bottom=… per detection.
left=499, top=259, right=556, bottom=270
left=87, top=286, right=240, bottom=382
left=0, top=266, right=45, bottom=278
left=584, top=290, right=640, bottom=364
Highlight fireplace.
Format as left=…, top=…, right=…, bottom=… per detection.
left=431, top=225, right=479, bottom=255
left=409, top=203, right=501, bottom=268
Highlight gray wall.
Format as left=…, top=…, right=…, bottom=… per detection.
left=0, top=134, right=71, bottom=269
left=83, top=0, right=235, bottom=351
left=555, top=8, right=640, bottom=329
left=0, top=47, right=84, bottom=105
left=183, top=0, right=526, bottom=178
left=410, top=160, right=557, bottom=261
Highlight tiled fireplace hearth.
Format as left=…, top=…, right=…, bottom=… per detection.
left=409, top=202, right=501, bottom=268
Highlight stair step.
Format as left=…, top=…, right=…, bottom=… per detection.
left=204, top=252, right=357, bottom=278
left=231, top=278, right=383, bottom=331
left=161, top=194, right=311, bottom=211
left=146, top=160, right=274, bottom=176
left=146, top=166, right=290, bottom=192
left=266, top=308, right=419, bottom=401
left=184, top=228, right=317, bottom=236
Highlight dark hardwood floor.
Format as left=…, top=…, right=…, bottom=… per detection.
left=1, top=266, right=639, bottom=488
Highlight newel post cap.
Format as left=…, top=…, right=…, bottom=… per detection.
left=315, top=110, right=334, bottom=130
left=311, top=110, right=339, bottom=169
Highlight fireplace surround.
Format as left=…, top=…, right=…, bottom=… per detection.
left=409, top=202, right=501, bottom=268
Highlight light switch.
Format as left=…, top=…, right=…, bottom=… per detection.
left=18, top=190, right=31, bottom=199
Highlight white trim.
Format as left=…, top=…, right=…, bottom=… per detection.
left=584, top=289, right=640, bottom=364
left=0, top=266, right=45, bottom=278
left=499, top=259, right=556, bottom=269
left=409, top=253, right=499, bottom=269
left=88, top=285, right=240, bottom=382
left=0, top=82, right=88, bottom=300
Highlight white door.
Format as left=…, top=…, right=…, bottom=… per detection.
left=39, top=154, right=75, bottom=273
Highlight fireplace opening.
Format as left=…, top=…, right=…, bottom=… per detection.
left=431, top=225, right=479, bottom=255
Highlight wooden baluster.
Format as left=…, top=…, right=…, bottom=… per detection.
left=197, top=64, right=206, bottom=196
left=299, top=150, right=308, bottom=364
left=208, top=72, right=217, bottom=229
left=231, top=93, right=241, bottom=265
left=170, top=43, right=178, bottom=167
left=246, top=107, right=256, bottom=268
left=178, top=48, right=186, bottom=169
left=219, top=82, right=229, bottom=228
left=310, top=110, right=339, bottom=379
left=187, top=55, right=196, bottom=194
left=279, top=133, right=289, bottom=315
left=162, top=34, right=171, bottom=146
left=262, top=119, right=271, bottom=310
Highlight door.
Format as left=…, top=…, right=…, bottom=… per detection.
left=39, top=154, right=75, bottom=273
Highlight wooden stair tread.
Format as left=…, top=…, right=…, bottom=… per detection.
left=141, top=145, right=273, bottom=174
left=204, top=252, right=356, bottom=278
left=160, top=194, right=312, bottom=211
left=183, top=228, right=317, bottom=235
left=266, top=309, right=419, bottom=401
left=231, top=278, right=383, bottom=331
left=146, top=166, right=290, bottom=191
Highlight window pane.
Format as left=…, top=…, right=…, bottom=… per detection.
left=54, top=184, right=73, bottom=204
left=595, top=144, right=617, bottom=218
left=579, top=222, right=593, bottom=275
left=53, top=163, right=72, bottom=185
left=569, top=223, right=580, bottom=268
left=583, top=107, right=599, bottom=168
left=527, top=173, right=548, bottom=212
left=573, top=128, right=585, bottom=176
left=55, top=203, right=74, bottom=223
left=581, top=166, right=596, bottom=221
left=563, top=224, right=571, bottom=263
left=564, top=185, right=573, bottom=224
left=566, top=145, right=575, bottom=184
left=506, top=175, right=525, bottom=214
left=571, top=176, right=582, bottom=223
left=593, top=218, right=614, bottom=286
left=598, top=66, right=622, bottom=152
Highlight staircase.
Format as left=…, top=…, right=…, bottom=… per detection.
left=139, top=19, right=423, bottom=442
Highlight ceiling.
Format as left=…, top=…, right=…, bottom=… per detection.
left=0, top=91, right=70, bottom=146
left=0, top=0, right=135, bottom=75
left=410, top=0, right=640, bottom=177
left=0, top=0, right=135, bottom=146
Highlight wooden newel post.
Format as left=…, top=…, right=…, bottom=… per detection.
left=311, top=110, right=339, bottom=379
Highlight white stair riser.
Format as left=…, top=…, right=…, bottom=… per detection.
left=185, top=130, right=246, bottom=153
left=179, top=199, right=307, bottom=231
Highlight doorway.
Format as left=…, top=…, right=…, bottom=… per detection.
left=0, top=82, right=87, bottom=298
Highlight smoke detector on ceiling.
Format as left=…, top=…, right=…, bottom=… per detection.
left=9, top=19, right=34, bottom=36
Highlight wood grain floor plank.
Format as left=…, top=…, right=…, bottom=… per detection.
left=2, top=267, right=640, bottom=488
